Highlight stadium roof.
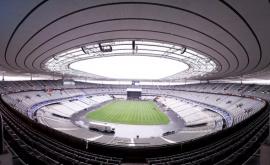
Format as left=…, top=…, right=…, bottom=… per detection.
left=0, top=0, right=270, bottom=81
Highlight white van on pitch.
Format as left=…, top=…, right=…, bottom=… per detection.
left=88, top=122, right=115, bottom=133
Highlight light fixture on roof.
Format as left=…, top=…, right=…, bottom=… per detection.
left=132, top=40, right=138, bottom=54
left=81, top=46, right=89, bottom=54
left=45, top=40, right=217, bottom=80
left=135, top=46, right=138, bottom=53
left=180, top=47, right=186, bottom=54
left=98, top=43, right=112, bottom=52
left=205, top=58, right=210, bottom=63
left=132, top=40, right=135, bottom=50
left=53, top=55, right=59, bottom=60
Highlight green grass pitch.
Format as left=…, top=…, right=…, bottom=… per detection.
left=86, top=100, right=169, bottom=125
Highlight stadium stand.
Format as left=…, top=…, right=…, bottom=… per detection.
left=0, top=80, right=268, bottom=164
left=1, top=1, right=270, bottom=164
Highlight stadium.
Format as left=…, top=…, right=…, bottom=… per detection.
left=0, top=1, right=269, bottom=165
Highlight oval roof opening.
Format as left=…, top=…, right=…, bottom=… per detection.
left=70, top=56, right=189, bottom=79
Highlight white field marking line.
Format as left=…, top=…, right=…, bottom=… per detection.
left=160, top=136, right=176, bottom=143
left=37, top=116, right=46, bottom=126
left=43, top=116, right=69, bottom=122
left=86, top=135, right=103, bottom=141
left=180, top=130, right=210, bottom=133
left=43, top=118, right=50, bottom=127
left=38, top=111, right=51, bottom=127
left=129, top=138, right=135, bottom=146
left=53, top=128, right=79, bottom=131
left=39, top=111, right=49, bottom=126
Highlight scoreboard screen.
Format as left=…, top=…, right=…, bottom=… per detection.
left=126, top=88, right=142, bottom=99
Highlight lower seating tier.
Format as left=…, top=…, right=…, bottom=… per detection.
left=0, top=97, right=268, bottom=164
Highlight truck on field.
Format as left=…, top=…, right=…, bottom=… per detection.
left=88, top=122, right=115, bottom=133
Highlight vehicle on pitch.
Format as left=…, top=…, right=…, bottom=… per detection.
left=88, top=122, right=115, bottom=133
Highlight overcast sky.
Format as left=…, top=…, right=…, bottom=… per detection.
left=70, top=56, right=188, bottom=79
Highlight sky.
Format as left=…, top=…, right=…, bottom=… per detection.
left=70, top=56, right=189, bottom=79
